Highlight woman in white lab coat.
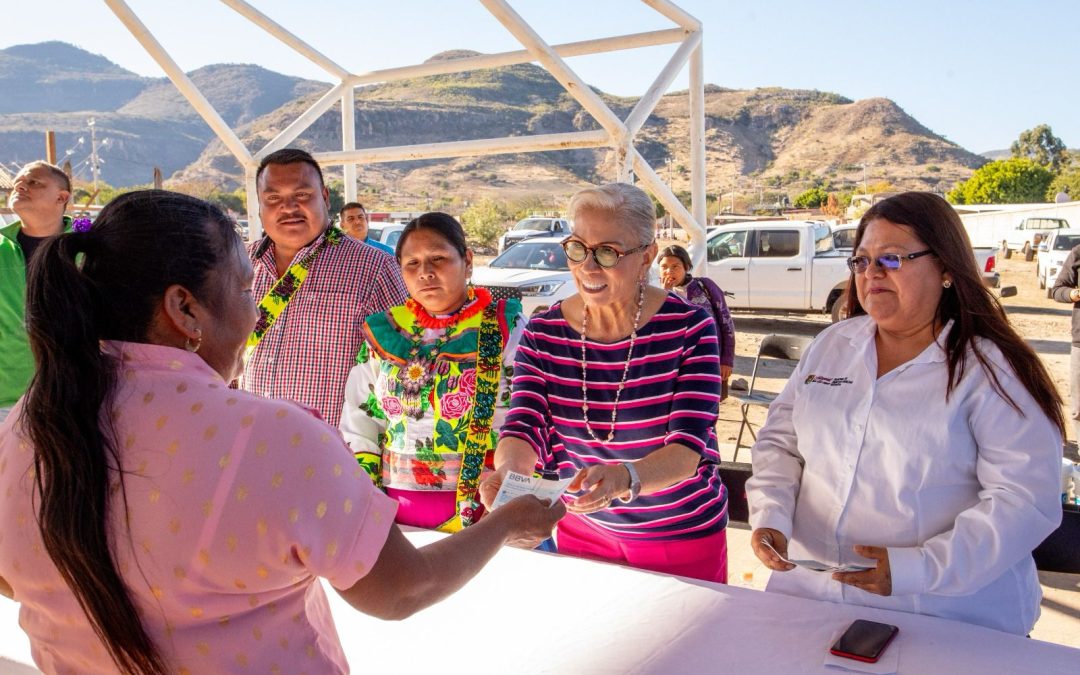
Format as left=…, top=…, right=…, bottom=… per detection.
left=746, top=191, right=1065, bottom=635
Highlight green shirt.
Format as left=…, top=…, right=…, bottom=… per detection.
left=0, top=216, right=71, bottom=407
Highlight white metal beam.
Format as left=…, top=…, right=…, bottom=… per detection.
left=689, top=42, right=707, bottom=244
left=349, top=28, right=688, bottom=87
left=106, top=0, right=708, bottom=251
left=631, top=149, right=707, bottom=273
left=245, top=168, right=261, bottom=239
left=219, top=0, right=350, bottom=81
left=341, top=88, right=357, bottom=203
left=479, top=0, right=628, bottom=144
left=623, top=30, right=701, bottom=138
left=256, top=81, right=348, bottom=160
left=316, top=130, right=610, bottom=165
left=103, top=0, right=253, bottom=167
left=642, top=0, right=703, bottom=31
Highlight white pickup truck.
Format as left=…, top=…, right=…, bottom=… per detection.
left=704, top=220, right=851, bottom=321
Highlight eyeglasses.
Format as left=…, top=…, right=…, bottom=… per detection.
left=846, top=249, right=934, bottom=274
left=562, top=239, right=650, bottom=269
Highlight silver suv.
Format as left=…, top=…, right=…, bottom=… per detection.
left=497, top=217, right=571, bottom=253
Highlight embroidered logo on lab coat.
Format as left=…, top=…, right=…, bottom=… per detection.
left=804, top=374, right=854, bottom=387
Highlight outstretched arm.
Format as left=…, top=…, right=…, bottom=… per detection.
left=337, top=495, right=564, bottom=620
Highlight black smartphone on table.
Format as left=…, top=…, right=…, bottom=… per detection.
left=830, top=619, right=899, bottom=663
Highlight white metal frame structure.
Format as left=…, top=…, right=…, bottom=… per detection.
left=104, top=0, right=709, bottom=270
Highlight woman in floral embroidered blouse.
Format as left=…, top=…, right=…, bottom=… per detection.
left=340, top=212, right=525, bottom=532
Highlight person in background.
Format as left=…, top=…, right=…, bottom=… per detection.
left=340, top=201, right=394, bottom=255
left=340, top=212, right=523, bottom=532
left=657, top=244, right=735, bottom=399
left=241, top=149, right=407, bottom=427
left=1050, top=240, right=1080, bottom=446
left=747, top=191, right=1064, bottom=635
left=0, top=190, right=563, bottom=674
left=0, top=161, right=72, bottom=421
left=480, top=182, right=729, bottom=583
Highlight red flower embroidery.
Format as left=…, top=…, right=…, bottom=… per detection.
left=441, top=391, right=472, bottom=419
left=381, top=396, right=404, bottom=416
left=412, top=463, right=442, bottom=487
left=459, top=368, right=477, bottom=395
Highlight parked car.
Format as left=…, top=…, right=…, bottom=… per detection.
left=498, top=216, right=571, bottom=253
left=831, top=224, right=858, bottom=252
left=705, top=220, right=851, bottom=320
left=1004, top=217, right=1069, bottom=261
left=472, top=236, right=574, bottom=316
left=1037, top=228, right=1080, bottom=296
left=367, top=223, right=406, bottom=250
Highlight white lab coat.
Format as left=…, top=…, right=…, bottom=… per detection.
left=747, top=315, right=1062, bottom=635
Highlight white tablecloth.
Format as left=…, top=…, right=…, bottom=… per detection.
left=2, top=529, right=1079, bottom=674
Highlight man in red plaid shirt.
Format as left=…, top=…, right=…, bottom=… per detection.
left=240, top=149, right=407, bottom=427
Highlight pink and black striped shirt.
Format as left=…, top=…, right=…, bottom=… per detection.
left=500, top=296, right=728, bottom=540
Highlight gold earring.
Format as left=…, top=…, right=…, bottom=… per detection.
left=943, top=280, right=952, bottom=289
left=185, top=327, right=203, bottom=353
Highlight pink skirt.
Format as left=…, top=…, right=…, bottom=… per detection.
left=385, top=488, right=457, bottom=529
left=555, top=512, right=728, bottom=583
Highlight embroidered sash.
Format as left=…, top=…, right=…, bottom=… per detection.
left=437, top=299, right=504, bottom=533
left=247, top=227, right=343, bottom=350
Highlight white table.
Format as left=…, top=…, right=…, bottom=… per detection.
left=2, top=530, right=1079, bottom=674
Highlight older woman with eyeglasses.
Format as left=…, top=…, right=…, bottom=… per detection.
left=479, top=182, right=730, bottom=583
left=747, top=192, right=1064, bottom=635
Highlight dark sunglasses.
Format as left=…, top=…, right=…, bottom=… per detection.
left=846, top=249, right=934, bottom=274
left=562, top=239, right=650, bottom=269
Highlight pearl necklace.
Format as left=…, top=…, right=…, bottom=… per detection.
left=580, top=283, right=646, bottom=443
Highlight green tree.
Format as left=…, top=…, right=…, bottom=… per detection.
left=206, top=187, right=247, bottom=213
left=460, top=198, right=508, bottom=249
left=325, top=180, right=346, bottom=216
left=793, top=186, right=828, bottom=208
left=1047, top=167, right=1080, bottom=201
left=1010, top=124, right=1070, bottom=173
left=947, top=158, right=1053, bottom=204
left=649, top=192, right=667, bottom=219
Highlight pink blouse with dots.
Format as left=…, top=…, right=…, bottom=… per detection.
left=0, top=341, right=397, bottom=674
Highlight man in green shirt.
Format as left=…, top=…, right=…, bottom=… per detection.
left=0, top=161, right=71, bottom=420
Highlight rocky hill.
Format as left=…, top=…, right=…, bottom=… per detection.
left=0, top=43, right=327, bottom=186
left=1, top=42, right=986, bottom=204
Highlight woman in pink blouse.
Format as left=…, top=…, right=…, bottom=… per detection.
left=0, top=190, right=562, bottom=674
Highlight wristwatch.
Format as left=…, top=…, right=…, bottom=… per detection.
left=618, top=462, right=642, bottom=503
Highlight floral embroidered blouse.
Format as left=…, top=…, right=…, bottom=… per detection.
left=339, top=295, right=523, bottom=505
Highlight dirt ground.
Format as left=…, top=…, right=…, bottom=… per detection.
left=714, top=249, right=1075, bottom=461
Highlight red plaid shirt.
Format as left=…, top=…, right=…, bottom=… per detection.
left=240, top=231, right=407, bottom=427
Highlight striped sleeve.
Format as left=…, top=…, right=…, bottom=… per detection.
left=663, top=307, right=722, bottom=459
left=498, top=324, right=552, bottom=467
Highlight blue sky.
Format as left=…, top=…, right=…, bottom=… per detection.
left=4, top=0, right=1077, bottom=153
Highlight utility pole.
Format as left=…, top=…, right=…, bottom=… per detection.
left=45, top=131, right=56, bottom=164
left=88, top=118, right=100, bottom=191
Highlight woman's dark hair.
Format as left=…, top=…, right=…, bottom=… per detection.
left=395, top=211, right=468, bottom=259
left=657, top=245, right=693, bottom=284
left=22, top=189, right=240, bottom=674
left=845, top=191, right=1065, bottom=433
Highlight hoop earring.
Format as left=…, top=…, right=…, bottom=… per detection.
left=185, top=327, right=203, bottom=353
